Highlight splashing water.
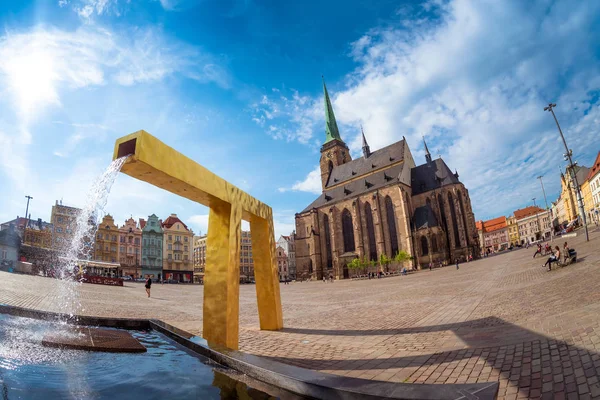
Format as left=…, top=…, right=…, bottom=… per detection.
left=54, top=156, right=129, bottom=319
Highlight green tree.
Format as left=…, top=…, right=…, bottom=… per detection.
left=379, top=254, right=392, bottom=273
left=394, top=250, right=413, bottom=272
left=347, top=257, right=362, bottom=278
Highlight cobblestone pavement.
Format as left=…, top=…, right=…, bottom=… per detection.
left=2, top=228, right=600, bottom=399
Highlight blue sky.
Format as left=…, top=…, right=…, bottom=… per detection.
left=0, top=0, right=599, bottom=237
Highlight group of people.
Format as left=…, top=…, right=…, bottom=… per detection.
left=538, top=242, right=572, bottom=271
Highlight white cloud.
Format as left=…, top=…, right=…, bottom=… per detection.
left=278, top=165, right=322, bottom=194
left=0, top=24, right=229, bottom=186
left=63, top=0, right=202, bottom=18
left=260, top=0, right=600, bottom=220
left=250, top=89, right=322, bottom=144
left=188, top=214, right=209, bottom=236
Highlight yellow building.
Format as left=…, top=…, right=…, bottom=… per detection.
left=581, top=179, right=593, bottom=223
left=162, top=214, right=194, bottom=283
left=19, top=218, right=53, bottom=250
left=94, top=215, right=119, bottom=263
left=506, top=215, right=520, bottom=246
left=193, top=235, right=206, bottom=283
left=50, top=200, right=81, bottom=251
left=560, top=165, right=590, bottom=223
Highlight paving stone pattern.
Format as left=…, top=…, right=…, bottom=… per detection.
left=2, top=228, right=600, bottom=398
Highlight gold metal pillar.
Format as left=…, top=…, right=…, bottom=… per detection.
left=113, top=130, right=283, bottom=350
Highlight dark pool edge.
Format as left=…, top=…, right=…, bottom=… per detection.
left=0, top=303, right=150, bottom=330
left=0, top=304, right=498, bottom=400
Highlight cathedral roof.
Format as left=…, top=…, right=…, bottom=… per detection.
left=325, top=140, right=407, bottom=189
left=413, top=204, right=439, bottom=230
left=300, top=161, right=410, bottom=213
left=410, top=158, right=460, bottom=196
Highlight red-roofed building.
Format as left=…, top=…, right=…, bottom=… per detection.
left=482, top=216, right=509, bottom=252
left=515, top=205, right=551, bottom=244
left=162, top=214, right=194, bottom=282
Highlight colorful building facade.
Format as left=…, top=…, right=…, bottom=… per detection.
left=141, top=214, right=163, bottom=279
left=587, top=151, right=600, bottom=225
left=119, top=217, right=142, bottom=278
left=50, top=200, right=81, bottom=251
left=482, top=216, right=508, bottom=252
left=162, top=214, right=194, bottom=283
left=506, top=215, right=520, bottom=246
left=94, top=215, right=119, bottom=263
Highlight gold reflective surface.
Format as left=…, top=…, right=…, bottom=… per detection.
left=113, top=130, right=283, bottom=349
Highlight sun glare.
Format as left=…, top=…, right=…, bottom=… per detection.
left=4, top=46, right=59, bottom=121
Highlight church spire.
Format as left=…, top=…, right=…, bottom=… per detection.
left=323, top=77, right=343, bottom=144
left=361, top=125, right=371, bottom=158
left=423, top=135, right=432, bottom=163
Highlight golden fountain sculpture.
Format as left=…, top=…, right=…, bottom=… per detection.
left=113, top=130, right=283, bottom=350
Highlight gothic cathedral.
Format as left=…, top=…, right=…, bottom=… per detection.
left=294, top=81, right=480, bottom=280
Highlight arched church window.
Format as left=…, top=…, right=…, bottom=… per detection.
left=341, top=209, right=355, bottom=252
left=385, top=196, right=399, bottom=256
left=448, top=192, right=461, bottom=247
left=364, top=202, right=377, bottom=261
left=438, top=194, right=451, bottom=254
left=457, top=190, right=470, bottom=246
left=421, top=236, right=429, bottom=256
left=323, top=214, right=333, bottom=269
left=431, top=235, right=438, bottom=253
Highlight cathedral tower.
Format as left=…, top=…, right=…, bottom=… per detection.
left=319, top=78, right=351, bottom=190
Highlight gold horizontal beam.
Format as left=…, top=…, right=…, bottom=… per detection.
left=112, top=130, right=283, bottom=350
left=113, top=130, right=271, bottom=221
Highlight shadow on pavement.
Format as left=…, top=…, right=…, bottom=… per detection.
left=267, top=317, right=600, bottom=397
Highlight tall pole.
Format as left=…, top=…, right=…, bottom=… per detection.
left=538, top=175, right=553, bottom=242
left=24, top=195, right=33, bottom=222
left=24, top=195, right=33, bottom=233
left=544, top=103, right=589, bottom=242
left=532, top=198, right=541, bottom=241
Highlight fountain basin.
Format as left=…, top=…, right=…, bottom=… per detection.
left=0, top=304, right=499, bottom=399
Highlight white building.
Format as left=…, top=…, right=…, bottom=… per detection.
left=515, top=206, right=551, bottom=244
left=276, top=232, right=296, bottom=279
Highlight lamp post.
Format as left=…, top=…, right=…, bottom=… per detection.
left=24, top=195, right=33, bottom=222
left=544, top=103, right=589, bottom=241
left=537, top=175, right=553, bottom=242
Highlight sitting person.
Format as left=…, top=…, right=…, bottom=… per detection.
left=543, top=246, right=561, bottom=271
left=563, top=242, right=571, bottom=262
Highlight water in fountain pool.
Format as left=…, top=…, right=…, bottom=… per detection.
left=0, top=314, right=281, bottom=399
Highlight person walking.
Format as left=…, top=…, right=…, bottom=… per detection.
left=455, top=258, right=459, bottom=270
left=533, top=243, right=542, bottom=258
left=145, top=276, right=152, bottom=298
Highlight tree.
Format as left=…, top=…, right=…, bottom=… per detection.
left=379, top=254, right=392, bottom=273
left=394, top=250, right=413, bottom=272
left=347, top=257, right=362, bottom=278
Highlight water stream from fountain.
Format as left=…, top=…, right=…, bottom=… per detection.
left=54, top=156, right=129, bottom=319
